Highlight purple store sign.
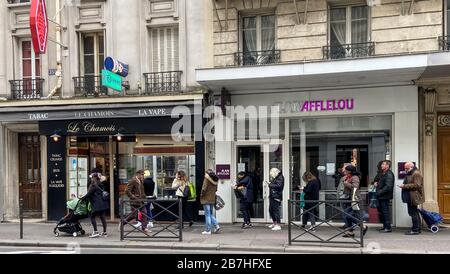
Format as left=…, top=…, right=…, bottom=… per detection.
left=300, top=99, right=354, bottom=112
left=216, top=164, right=231, bottom=180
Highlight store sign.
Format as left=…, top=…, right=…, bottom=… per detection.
left=67, top=121, right=117, bottom=134
left=216, top=165, right=231, bottom=180
left=104, top=57, right=129, bottom=77
left=47, top=136, right=67, bottom=221
left=29, top=0, right=49, bottom=54
left=273, top=98, right=354, bottom=114
left=102, top=69, right=122, bottom=91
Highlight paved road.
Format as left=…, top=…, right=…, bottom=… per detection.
left=0, top=246, right=266, bottom=254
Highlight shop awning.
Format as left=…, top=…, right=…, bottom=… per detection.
left=196, top=53, right=450, bottom=94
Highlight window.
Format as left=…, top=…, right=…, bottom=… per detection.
left=446, top=0, right=450, bottom=36
left=240, top=14, right=276, bottom=65
left=20, top=40, right=41, bottom=95
left=330, top=5, right=369, bottom=46
left=80, top=32, right=104, bottom=77
left=150, top=26, right=179, bottom=72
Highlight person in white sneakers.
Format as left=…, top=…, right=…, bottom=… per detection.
left=82, top=172, right=109, bottom=238
left=268, top=168, right=284, bottom=231
left=200, top=169, right=220, bottom=235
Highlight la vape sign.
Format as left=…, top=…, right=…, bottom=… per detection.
left=30, top=0, right=49, bottom=54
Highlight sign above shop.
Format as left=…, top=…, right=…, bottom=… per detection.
left=104, top=57, right=129, bottom=77
left=273, top=98, right=355, bottom=114
left=102, top=69, right=122, bottom=91
left=29, top=0, right=48, bottom=54
left=216, top=165, right=231, bottom=180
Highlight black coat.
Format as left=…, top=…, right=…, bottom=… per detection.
left=269, top=173, right=284, bottom=201
left=84, top=182, right=109, bottom=214
left=376, top=170, right=394, bottom=200
left=303, top=179, right=320, bottom=202
left=237, top=175, right=254, bottom=203
left=143, top=178, right=155, bottom=197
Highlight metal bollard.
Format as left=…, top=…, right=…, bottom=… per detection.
left=178, top=198, right=183, bottom=242
left=19, top=198, right=23, bottom=239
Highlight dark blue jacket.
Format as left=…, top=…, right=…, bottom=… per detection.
left=83, top=182, right=109, bottom=213
left=269, top=173, right=284, bottom=201
left=237, top=175, right=253, bottom=203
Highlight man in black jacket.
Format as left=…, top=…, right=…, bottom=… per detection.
left=374, top=160, right=394, bottom=232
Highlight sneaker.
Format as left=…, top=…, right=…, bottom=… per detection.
left=268, top=224, right=275, bottom=229
left=201, top=231, right=211, bottom=235
left=363, top=226, right=369, bottom=236
left=307, top=226, right=316, bottom=232
left=147, top=222, right=154, bottom=228
left=343, top=232, right=355, bottom=238
left=132, top=222, right=142, bottom=228
left=379, top=228, right=392, bottom=233
left=101, top=232, right=108, bottom=237
left=271, top=225, right=281, bottom=231
left=214, top=225, right=221, bottom=233
left=405, top=230, right=420, bottom=235
left=89, top=231, right=100, bottom=238
left=247, top=223, right=253, bottom=227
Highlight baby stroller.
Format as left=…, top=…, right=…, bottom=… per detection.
left=418, top=208, right=443, bottom=233
left=53, top=198, right=88, bottom=237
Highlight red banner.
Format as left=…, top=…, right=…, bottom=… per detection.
left=30, top=0, right=48, bottom=54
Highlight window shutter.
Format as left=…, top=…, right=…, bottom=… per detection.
left=151, top=27, right=179, bottom=72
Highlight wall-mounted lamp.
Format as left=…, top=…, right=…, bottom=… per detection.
left=50, top=133, right=61, bottom=142
left=114, top=133, right=124, bottom=142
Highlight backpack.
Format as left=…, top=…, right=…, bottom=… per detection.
left=187, top=182, right=197, bottom=201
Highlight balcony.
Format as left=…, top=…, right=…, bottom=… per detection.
left=323, top=42, right=375, bottom=60
left=234, top=50, right=281, bottom=66
left=143, top=71, right=182, bottom=95
left=9, top=78, right=44, bottom=100
left=439, top=36, right=450, bottom=51
left=73, top=75, right=108, bottom=97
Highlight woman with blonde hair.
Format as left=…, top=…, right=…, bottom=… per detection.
left=172, top=170, right=194, bottom=228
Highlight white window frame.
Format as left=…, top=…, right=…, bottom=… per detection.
left=239, top=13, right=277, bottom=52
left=19, top=39, right=40, bottom=80
left=79, top=32, right=104, bottom=77
left=328, top=4, right=371, bottom=45
left=149, top=26, right=179, bottom=72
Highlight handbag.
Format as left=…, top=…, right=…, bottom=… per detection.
left=178, top=185, right=190, bottom=198
left=215, top=195, right=225, bottom=210
left=234, top=186, right=247, bottom=199
left=351, top=188, right=360, bottom=211
left=95, top=184, right=109, bottom=201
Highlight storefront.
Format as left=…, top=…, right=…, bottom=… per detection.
left=212, top=86, right=418, bottom=227
left=0, top=97, right=205, bottom=221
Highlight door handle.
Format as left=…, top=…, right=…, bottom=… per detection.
left=444, top=185, right=450, bottom=189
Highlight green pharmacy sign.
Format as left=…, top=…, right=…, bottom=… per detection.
left=102, top=69, right=122, bottom=91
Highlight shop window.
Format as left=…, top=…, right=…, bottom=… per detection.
left=289, top=115, right=392, bottom=222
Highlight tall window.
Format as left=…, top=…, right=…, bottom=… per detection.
left=21, top=40, right=41, bottom=95
left=447, top=0, right=450, bottom=36
left=80, top=32, right=104, bottom=77
left=241, top=14, right=276, bottom=65
left=330, top=6, right=368, bottom=46
left=150, top=26, right=179, bottom=72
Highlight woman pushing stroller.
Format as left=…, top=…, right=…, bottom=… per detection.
left=81, top=172, right=109, bottom=238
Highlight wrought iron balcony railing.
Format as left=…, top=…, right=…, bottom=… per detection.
left=234, top=50, right=281, bottom=66
left=323, top=42, right=375, bottom=60
left=73, top=75, right=108, bottom=97
left=9, top=78, right=44, bottom=100
left=143, top=71, right=182, bottom=95
left=439, top=36, right=450, bottom=51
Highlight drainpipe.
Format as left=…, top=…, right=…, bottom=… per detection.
left=43, top=0, right=62, bottom=99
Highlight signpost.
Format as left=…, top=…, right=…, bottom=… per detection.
left=29, top=0, right=49, bottom=54
left=102, top=69, right=122, bottom=92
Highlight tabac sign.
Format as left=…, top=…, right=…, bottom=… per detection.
left=30, top=0, right=49, bottom=54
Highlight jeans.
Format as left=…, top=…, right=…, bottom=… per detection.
left=302, top=205, right=317, bottom=226
left=240, top=201, right=252, bottom=224
left=203, top=204, right=218, bottom=232
left=343, top=201, right=360, bottom=229
left=269, top=198, right=281, bottom=224
left=145, top=202, right=153, bottom=222
left=90, top=210, right=107, bottom=232
left=377, top=199, right=391, bottom=230
left=407, top=204, right=421, bottom=232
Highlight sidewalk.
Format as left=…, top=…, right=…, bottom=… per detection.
left=0, top=221, right=449, bottom=254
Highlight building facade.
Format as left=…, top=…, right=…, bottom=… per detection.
left=0, top=0, right=213, bottom=221
left=197, top=0, right=450, bottom=226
